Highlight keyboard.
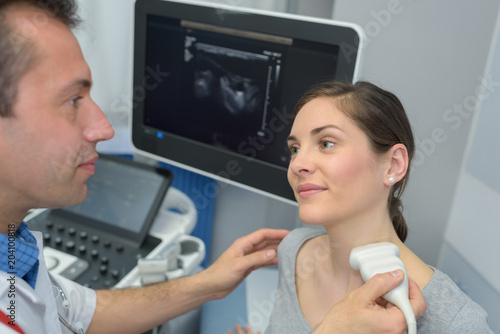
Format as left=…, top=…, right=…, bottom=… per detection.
left=30, top=209, right=161, bottom=289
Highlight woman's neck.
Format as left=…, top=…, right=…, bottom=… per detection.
left=314, top=212, right=431, bottom=293
left=296, top=211, right=434, bottom=329
left=325, top=209, right=400, bottom=269
left=295, top=216, right=403, bottom=327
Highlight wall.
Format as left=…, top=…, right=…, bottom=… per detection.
left=440, top=5, right=500, bottom=331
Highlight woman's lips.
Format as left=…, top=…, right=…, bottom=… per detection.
left=297, top=183, right=327, bottom=199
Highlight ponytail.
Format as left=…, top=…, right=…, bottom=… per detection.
left=389, top=194, right=408, bottom=242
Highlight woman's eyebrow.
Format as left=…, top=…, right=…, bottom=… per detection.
left=310, top=124, right=344, bottom=136
left=287, top=124, right=344, bottom=142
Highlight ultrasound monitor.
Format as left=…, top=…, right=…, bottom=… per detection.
left=131, top=0, right=365, bottom=204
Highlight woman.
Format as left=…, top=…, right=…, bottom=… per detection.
left=263, top=81, right=492, bottom=333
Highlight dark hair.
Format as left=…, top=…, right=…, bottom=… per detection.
left=0, top=0, right=80, bottom=117
left=292, top=81, right=415, bottom=242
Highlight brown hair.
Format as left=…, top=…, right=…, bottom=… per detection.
left=292, top=81, right=415, bottom=242
left=0, top=0, right=80, bottom=117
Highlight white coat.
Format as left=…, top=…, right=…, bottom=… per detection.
left=0, top=231, right=96, bottom=334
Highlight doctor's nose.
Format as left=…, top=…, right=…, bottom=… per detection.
left=84, top=117, right=114, bottom=144
left=83, top=100, right=115, bottom=144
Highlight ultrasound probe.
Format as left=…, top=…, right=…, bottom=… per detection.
left=350, top=242, right=417, bottom=334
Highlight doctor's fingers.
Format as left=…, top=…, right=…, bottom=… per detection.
left=231, top=228, right=289, bottom=255
left=408, top=278, right=427, bottom=319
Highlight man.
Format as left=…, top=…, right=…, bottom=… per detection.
left=0, top=1, right=426, bottom=333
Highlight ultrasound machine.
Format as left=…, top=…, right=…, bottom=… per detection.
left=28, top=0, right=365, bottom=333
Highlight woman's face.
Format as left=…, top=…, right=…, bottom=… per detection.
left=287, top=97, right=390, bottom=226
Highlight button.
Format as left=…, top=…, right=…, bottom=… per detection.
left=65, top=241, right=75, bottom=251
left=99, top=265, right=108, bottom=274
left=78, top=245, right=87, bottom=254
left=79, top=231, right=88, bottom=239
left=46, top=221, right=54, bottom=229
left=91, top=235, right=100, bottom=243
left=103, top=240, right=112, bottom=248
left=68, top=227, right=76, bottom=236
left=43, top=233, right=51, bottom=243
left=116, top=244, right=124, bottom=252
left=111, top=270, right=120, bottom=279
left=90, top=249, right=99, bottom=258
left=100, top=257, right=109, bottom=265
left=54, top=237, right=63, bottom=247
left=57, top=225, right=65, bottom=232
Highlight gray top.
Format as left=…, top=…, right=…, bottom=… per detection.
left=265, top=227, right=493, bottom=334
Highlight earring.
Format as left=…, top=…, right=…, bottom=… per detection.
left=389, top=177, right=395, bottom=184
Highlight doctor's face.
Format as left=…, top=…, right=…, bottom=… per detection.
left=287, top=97, right=388, bottom=226
left=0, top=7, right=114, bottom=211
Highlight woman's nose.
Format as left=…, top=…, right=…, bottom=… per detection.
left=289, top=148, right=315, bottom=176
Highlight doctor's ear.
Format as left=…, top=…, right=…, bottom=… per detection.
left=384, top=143, right=408, bottom=186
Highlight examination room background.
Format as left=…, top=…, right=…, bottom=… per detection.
left=74, top=0, right=500, bottom=331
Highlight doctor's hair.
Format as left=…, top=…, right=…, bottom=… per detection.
left=292, top=80, right=415, bottom=242
left=0, top=0, right=80, bottom=117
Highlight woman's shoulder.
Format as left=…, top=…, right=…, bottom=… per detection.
left=280, top=227, right=325, bottom=249
left=423, top=268, right=479, bottom=307
left=419, top=268, right=493, bottom=333
left=277, top=227, right=325, bottom=260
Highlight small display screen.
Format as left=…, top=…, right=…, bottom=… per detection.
left=61, top=155, right=172, bottom=243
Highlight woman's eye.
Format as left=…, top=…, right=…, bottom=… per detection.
left=321, top=140, right=335, bottom=149
left=289, top=145, right=300, bottom=155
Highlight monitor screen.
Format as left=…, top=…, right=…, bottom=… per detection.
left=131, top=0, right=365, bottom=204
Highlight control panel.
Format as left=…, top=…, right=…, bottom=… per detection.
left=29, top=209, right=161, bottom=289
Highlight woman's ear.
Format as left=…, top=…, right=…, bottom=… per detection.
left=384, top=143, right=409, bottom=186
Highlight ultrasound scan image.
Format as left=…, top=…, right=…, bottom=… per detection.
left=192, top=51, right=264, bottom=118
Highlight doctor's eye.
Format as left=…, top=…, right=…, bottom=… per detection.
left=69, top=96, right=83, bottom=109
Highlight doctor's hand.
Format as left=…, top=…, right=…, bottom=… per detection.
left=200, top=228, right=289, bottom=300
left=88, top=228, right=288, bottom=334
left=313, top=270, right=427, bottom=334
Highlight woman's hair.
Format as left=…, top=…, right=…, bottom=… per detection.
left=0, top=0, right=80, bottom=117
left=292, top=81, right=415, bottom=242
